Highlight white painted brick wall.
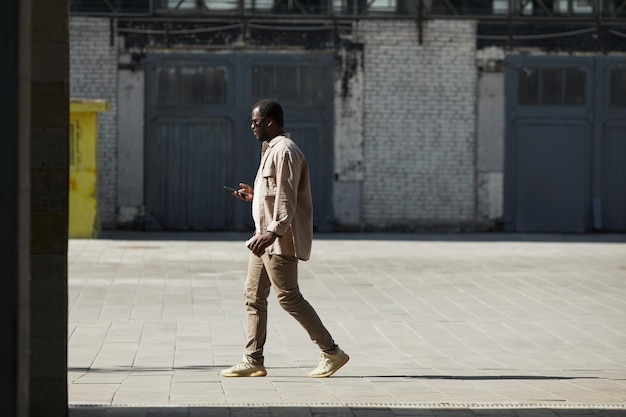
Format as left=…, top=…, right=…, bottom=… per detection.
left=70, top=17, right=118, bottom=229
left=358, top=20, right=477, bottom=228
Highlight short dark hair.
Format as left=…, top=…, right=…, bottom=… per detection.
left=253, top=99, right=284, bottom=127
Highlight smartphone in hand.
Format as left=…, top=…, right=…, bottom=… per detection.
left=223, top=186, right=239, bottom=193
left=223, top=185, right=249, bottom=197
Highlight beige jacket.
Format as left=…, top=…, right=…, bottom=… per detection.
left=252, top=134, right=313, bottom=261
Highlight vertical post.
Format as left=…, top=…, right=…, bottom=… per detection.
left=110, top=16, right=115, bottom=47
left=166, top=21, right=171, bottom=48
left=0, top=0, right=31, bottom=415
left=417, top=0, right=424, bottom=45
left=29, top=0, right=69, bottom=415
left=507, top=0, right=514, bottom=50
left=595, top=0, right=603, bottom=52
left=242, top=18, right=248, bottom=45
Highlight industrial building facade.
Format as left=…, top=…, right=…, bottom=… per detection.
left=70, top=0, right=626, bottom=233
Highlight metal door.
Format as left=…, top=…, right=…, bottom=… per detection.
left=244, top=53, right=335, bottom=232
left=595, top=57, right=626, bottom=231
left=505, top=55, right=626, bottom=232
left=505, top=57, right=593, bottom=232
left=145, top=55, right=239, bottom=230
left=145, top=53, right=334, bottom=231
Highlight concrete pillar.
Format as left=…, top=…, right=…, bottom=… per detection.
left=0, top=0, right=32, bottom=415
left=117, top=68, right=145, bottom=227
left=29, top=0, right=70, bottom=415
left=1, top=0, right=69, bottom=414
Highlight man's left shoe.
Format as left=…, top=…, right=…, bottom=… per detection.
left=308, top=348, right=349, bottom=378
left=221, top=356, right=267, bottom=377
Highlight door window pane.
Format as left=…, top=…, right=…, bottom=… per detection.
left=156, top=65, right=228, bottom=105
left=251, top=64, right=324, bottom=106
left=563, top=68, right=586, bottom=105
left=518, top=67, right=539, bottom=105
left=609, top=69, right=626, bottom=108
left=542, top=68, right=562, bottom=105
left=518, top=66, right=586, bottom=107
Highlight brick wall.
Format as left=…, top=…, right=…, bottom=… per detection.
left=358, top=20, right=477, bottom=230
left=70, top=17, right=118, bottom=229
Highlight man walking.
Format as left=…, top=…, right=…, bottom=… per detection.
left=221, top=99, right=349, bottom=378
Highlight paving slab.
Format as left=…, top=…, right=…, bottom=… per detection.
left=68, top=232, right=626, bottom=417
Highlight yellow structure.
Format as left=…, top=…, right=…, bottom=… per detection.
left=69, top=99, right=110, bottom=238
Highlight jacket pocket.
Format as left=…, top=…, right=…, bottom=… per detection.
left=262, top=166, right=277, bottom=196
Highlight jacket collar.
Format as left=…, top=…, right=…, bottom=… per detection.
left=267, top=132, right=290, bottom=148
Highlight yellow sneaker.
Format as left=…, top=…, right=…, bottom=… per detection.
left=221, top=356, right=267, bottom=377
left=308, top=348, right=349, bottom=378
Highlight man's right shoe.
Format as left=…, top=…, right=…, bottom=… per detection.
left=221, top=356, right=267, bottom=377
left=308, top=347, right=349, bottom=378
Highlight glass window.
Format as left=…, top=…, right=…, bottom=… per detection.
left=518, top=67, right=540, bottom=105
left=332, top=0, right=420, bottom=15
left=162, top=0, right=237, bottom=11
left=556, top=0, right=593, bottom=15
left=70, top=0, right=151, bottom=13
left=245, top=0, right=329, bottom=14
left=366, top=0, right=399, bottom=13
left=518, top=66, right=586, bottom=107
left=156, top=65, right=228, bottom=105
left=609, top=69, right=626, bottom=108
left=251, top=64, right=324, bottom=106
left=604, top=0, right=626, bottom=17
left=245, top=0, right=273, bottom=12
left=542, top=68, right=562, bottom=105
left=563, top=68, right=586, bottom=105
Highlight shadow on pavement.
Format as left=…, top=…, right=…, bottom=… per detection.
left=360, top=375, right=598, bottom=381
left=68, top=405, right=626, bottom=417
left=68, top=367, right=597, bottom=382
left=99, top=230, right=626, bottom=244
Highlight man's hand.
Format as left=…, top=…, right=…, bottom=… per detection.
left=248, top=232, right=277, bottom=257
left=232, top=182, right=253, bottom=202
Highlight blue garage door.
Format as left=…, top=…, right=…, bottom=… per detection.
left=145, top=53, right=334, bottom=231
left=504, top=56, right=626, bottom=232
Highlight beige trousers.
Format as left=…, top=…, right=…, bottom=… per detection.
left=244, top=252, right=335, bottom=365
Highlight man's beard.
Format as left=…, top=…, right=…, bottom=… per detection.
left=255, top=131, right=270, bottom=142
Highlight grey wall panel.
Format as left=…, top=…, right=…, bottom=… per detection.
left=602, top=123, right=626, bottom=231
left=504, top=55, right=601, bottom=232
left=147, top=119, right=234, bottom=230
left=288, top=124, right=334, bottom=232
left=596, top=57, right=626, bottom=232
left=512, top=121, right=591, bottom=232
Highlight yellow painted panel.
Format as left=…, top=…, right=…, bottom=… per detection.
left=69, top=113, right=98, bottom=172
left=69, top=170, right=99, bottom=238
left=69, top=106, right=103, bottom=238
left=70, top=99, right=111, bottom=113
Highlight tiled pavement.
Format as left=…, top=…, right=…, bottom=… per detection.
left=67, top=232, right=626, bottom=416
